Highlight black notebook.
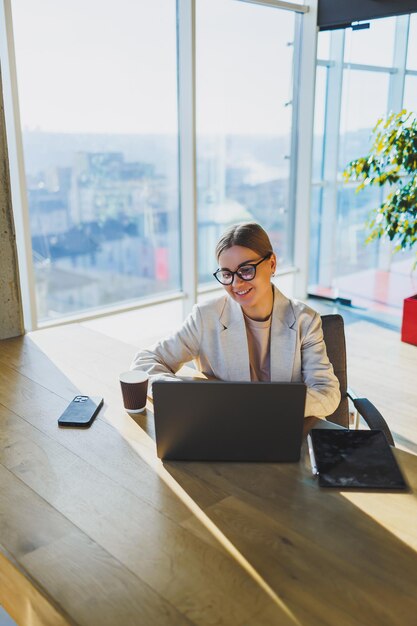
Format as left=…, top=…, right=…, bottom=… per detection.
left=307, top=429, right=408, bottom=490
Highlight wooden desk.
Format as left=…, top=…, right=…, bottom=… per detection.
left=1, top=324, right=417, bottom=626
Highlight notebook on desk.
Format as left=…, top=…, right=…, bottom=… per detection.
left=152, top=380, right=306, bottom=461
left=307, top=429, right=408, bottom=490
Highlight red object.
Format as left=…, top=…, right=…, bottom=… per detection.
left=155, top=247, right=169, bottom=281
left=401, top=295, right=417, bottom=346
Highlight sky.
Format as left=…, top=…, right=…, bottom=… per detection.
left=11, top=1, right=414, bottom=137
left=11, top=0, right=296, bottom=136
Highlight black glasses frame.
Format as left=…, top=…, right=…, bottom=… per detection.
left=213, top=254, right=271, bottom=285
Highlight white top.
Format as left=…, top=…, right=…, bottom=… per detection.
left=243, top=314, right=272, bottom=382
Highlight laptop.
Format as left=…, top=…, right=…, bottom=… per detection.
left=152, top=380, right=306, bottom=462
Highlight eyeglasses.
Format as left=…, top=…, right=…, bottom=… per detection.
left=213, top=254, right=271, bottom=285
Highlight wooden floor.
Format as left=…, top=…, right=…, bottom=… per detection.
left=345, top=321, right=417, bottom=455
left=310, top=258, right=417, bottom=319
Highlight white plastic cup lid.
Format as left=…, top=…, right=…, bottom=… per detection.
left=119, top=371, right=149, bottom=384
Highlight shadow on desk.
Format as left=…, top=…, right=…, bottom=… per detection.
left=127, top=408, right=156, bottom=439
left=161, top=438, right=417, bottom=625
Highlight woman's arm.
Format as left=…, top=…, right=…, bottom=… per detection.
left=130, top=305, right=203, bottom=393
left=301, top=313, right=341, bottom=419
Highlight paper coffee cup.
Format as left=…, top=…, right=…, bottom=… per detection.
left=119, top=371, right=149, bottom=413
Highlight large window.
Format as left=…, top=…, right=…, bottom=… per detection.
left=12, top=0, right=180, bottom=322
left=4, top=1, right=307, bottom=327
left=195, top=0, right=297, bottom=283
left=310, top=15, right=415, bottom=306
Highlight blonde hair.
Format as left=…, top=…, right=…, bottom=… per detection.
left=215, top=222, right=273, bottom=261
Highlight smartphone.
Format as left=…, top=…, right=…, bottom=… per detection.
left=58, top=395, right=104, bottom=427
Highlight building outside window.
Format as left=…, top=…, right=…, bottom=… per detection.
left=11, top=0, right=180, bottom=322
left=196, top=0, right=297, bottom=283
left=9, top=0, right=300, bottom=325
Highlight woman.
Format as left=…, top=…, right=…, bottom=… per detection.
left=131, top=223, right=340, bottom=418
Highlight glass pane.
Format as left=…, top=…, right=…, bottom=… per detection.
left=403, top=75, right=417, bottom=114
left=406, top=14, right=417, bottom=70
left=196, top=0, right=295, bottom=283
left=317, top=31, right=330, bottom=61
left=309, top=186, right=323, bottom=286
left=333, top=185, right=382, bottom=280
left=312, top=65, right=327, bottom=181
left=344, top=17, right=396, bottom=67
left=339, top=69, right=390, bottom=170
left=12, top=0, right=180, bottom=322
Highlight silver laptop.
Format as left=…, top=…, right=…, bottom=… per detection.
left=152, top=380, right=306, bottom=462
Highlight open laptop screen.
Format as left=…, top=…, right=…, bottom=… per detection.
left=153, top=380, right=306, bottom=462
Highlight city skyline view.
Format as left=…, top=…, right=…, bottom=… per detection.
left=22, top=123, right=380, bottom=320
left=22, top=127, right=295, bottom=319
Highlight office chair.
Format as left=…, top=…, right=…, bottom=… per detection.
left=321, top=314, right=395, bottom=446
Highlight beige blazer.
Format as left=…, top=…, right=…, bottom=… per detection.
left=131, top=286, right=341, bottom=418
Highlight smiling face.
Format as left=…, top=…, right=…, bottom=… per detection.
left=217, top=245, right=277, bottom=321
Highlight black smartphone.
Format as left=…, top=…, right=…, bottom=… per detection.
left=58, top=395, right=104, bottom=427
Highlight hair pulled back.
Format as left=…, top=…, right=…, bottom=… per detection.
left=215, top=222, right=273, bottom=261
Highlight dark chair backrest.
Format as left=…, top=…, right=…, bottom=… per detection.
left=321, top=314, right=349, bottom=428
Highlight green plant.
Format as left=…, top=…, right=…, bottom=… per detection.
left=343, top=110, right=417, bottom=268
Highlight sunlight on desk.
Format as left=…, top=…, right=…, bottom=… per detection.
left=127, top=435, right=302, bottom=625
left=340, top=450, right=417, bottom=554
